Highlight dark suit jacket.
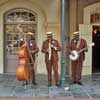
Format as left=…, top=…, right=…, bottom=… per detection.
left=69, top=38, right=87, bottom=61
left=20, top=39, right=39, bottom=62
left=41, top=39, right=61, bottom=62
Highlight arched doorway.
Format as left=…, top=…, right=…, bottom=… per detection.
left=4, top=8, right=37, bottom=74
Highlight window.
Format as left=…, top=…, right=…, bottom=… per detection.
left=4, top=8, right=37, bottom=55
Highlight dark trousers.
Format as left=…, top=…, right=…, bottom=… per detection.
left=30, top=64, right=36, bottom=82
left=46, top=61, right=59, bottom=85
left=71, top=60, right=83, bottom=82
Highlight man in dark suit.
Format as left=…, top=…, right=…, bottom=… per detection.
left=68, top=31, right=88, bottom=85
left=41, top=32, right=61, bottom=87
left=20, top=32, right=39, bottom=86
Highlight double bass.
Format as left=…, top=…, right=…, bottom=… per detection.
left=16, top=25, right=34, bottom=81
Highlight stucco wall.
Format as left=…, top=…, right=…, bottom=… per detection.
left=77, top=0, right=100, bottom=25
left=0, top=0, right=61, bottom=74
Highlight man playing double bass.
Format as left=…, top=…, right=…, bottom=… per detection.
left=20, top=31, right=39, bottom=86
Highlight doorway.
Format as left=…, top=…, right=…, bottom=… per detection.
left=4, top=8, right=37, bottom=74
left=92, top=26, right=100, bottom=73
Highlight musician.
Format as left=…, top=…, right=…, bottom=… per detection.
left=20, top=32, right=39, bottom=85
left=68, top=31, right=88, bottom=85
left=41, top=32, right=61, bottom=87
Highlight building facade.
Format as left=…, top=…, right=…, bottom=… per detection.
left=0, top=0, right=100, bottom=77
left=0, top=0, right=61, bottom=74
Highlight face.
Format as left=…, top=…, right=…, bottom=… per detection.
left=47, top=35, right=52, bottom=40
left=74, top=35, right=79, bottom=40
left=26, top=34, right=32, bottom=40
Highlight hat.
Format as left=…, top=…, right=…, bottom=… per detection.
left=45, top=32, right=53, bottom=36
left=73, top=31, right=79, bottom=36
left=27, top=32, right=34, bottom=36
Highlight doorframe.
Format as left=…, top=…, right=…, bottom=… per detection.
left=92, top=24, right=100, bottom=74
left=3, top=8, right=38, bottom=74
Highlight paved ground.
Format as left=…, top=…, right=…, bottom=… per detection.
left=0, top=74, right=100, bottom=98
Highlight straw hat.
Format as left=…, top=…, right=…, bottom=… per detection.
left=27, top=32, right=34, bottom=36
left=45, top=32, right=53, bottom=36
left=73, top=31, right=79, bottom=36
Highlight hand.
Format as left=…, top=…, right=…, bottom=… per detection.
left=22, top=43, right=26, bottom=47
left=54, top=47, right=57, bottom=50
left=50, top=44, right=57, bottom=50
left=71, top=51, right=75, bottom=56
left=47, top=48, right=50, bottom=53
left=31, top=50, right=35, bottom=54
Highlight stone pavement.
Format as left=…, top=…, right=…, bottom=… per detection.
left=0, top=74, right=100, bottom=98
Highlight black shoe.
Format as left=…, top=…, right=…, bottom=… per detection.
left=73, top=81, right=77, bottom=84
left=33, top=82, right=37, bottom=85
left=22, top=81, right=28, bottom=86
left=77, top=82, right=83, bottom=86
left=32, top=81, right=37, bottom=85
left=48, top=83, right=52, bottom=87
left=70, top=81, right=76, bottom=84
left=26, top=81, right=28, bottom=85
left=56, top=84, right=60, bottom=87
